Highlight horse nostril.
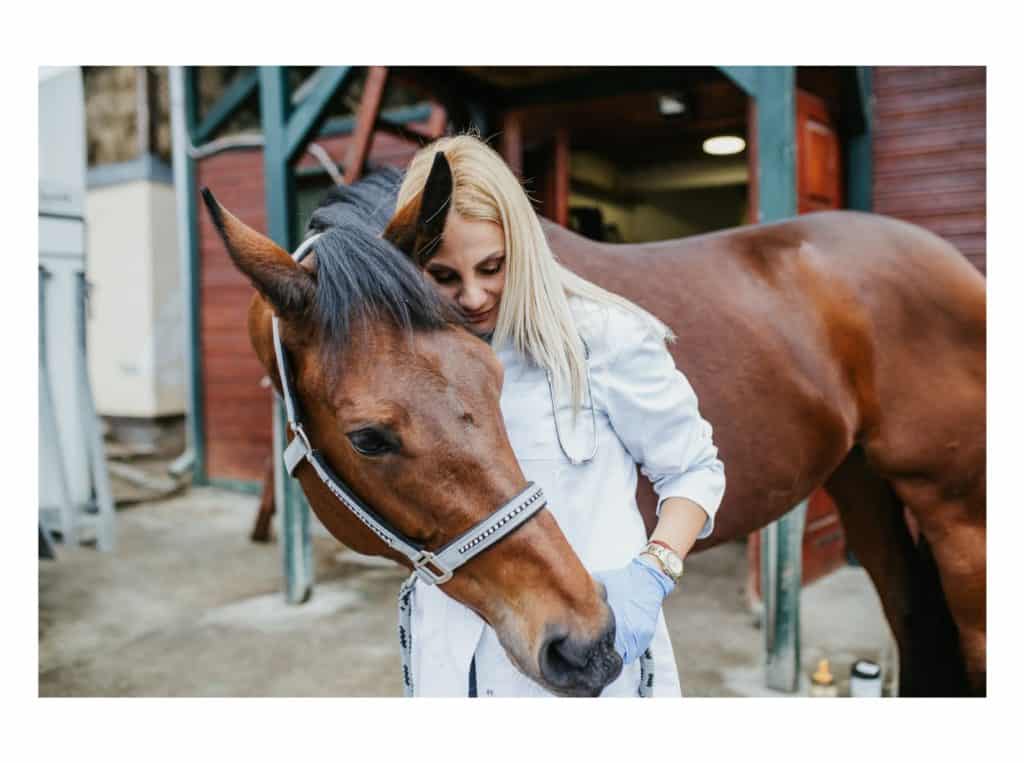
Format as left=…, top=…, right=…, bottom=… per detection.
left=538, top=625, right=623, bottom=698
left=542, top=634, right=590, bottom=674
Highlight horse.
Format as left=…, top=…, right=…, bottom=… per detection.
left=384, top=153, right=986, bottom=697
left=204, top=155, right=986, bottom=697
left=200, top=177, right=622, bottom=698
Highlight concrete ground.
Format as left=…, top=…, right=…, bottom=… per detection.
left=39, top=485, right=895, bottom=697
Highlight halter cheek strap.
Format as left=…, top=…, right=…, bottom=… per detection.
left=272, top=231, right=547, bottom=585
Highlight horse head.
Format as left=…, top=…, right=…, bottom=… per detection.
left=200, top=183, right=621, bottom=696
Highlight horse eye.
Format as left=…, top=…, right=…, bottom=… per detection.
left=346, top=428, right=396, bottom=457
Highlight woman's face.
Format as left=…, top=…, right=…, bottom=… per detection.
left=423, top=210, right=506, bottom=336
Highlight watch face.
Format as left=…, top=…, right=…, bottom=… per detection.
left=667, top=555, right=683, bottom=576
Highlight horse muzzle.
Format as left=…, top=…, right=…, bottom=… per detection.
left=537, top=612, right=622, bottom=697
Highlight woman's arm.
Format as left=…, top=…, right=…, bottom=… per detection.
left=596, top=310, right=726, bottom=542
left=650, top=497, right=709, bottom=559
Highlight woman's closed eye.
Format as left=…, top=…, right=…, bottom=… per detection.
left=429, top=269, right=458, bottom=285
left=426, top=256, right=504, bottom=284
left=479, top=257, right=504, bottom=276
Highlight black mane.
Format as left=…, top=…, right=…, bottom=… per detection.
left=303, top=168, right=458, bottom=357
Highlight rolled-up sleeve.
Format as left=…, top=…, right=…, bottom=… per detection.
left=596, top=315, right=726, bottom=539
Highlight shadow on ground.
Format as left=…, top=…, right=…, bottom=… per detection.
left=39, top=486, right=894, bottom=697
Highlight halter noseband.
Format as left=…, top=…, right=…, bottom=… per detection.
left=272, top=231, right=547, bottom=585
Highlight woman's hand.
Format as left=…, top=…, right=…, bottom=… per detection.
left=593, top=557, right=675, bottom=665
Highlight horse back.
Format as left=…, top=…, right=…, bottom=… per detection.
left=543, top=211, right=986, bottom=545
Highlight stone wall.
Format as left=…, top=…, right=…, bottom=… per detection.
left=83, top=66, right=172, bottom=166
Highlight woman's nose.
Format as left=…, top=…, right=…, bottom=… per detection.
left=458, top=282, right=489, bottom=312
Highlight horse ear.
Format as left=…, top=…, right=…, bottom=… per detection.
left=200, top=188, right=315, bottom=320
left=416, top=151, right=453, bottom=250
left=382, top=152, right=453, bottom=265
left=382, top=196, right=418, bottom=257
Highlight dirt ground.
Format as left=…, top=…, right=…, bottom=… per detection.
left=39, top=484, right=895, bottom=697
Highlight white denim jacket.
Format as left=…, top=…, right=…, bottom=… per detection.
left=410, top=297, right=726, bottom=697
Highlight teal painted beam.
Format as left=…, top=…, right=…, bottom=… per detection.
left=275, top=404, right=313, bottom=604
left=259, top=66, right=294, bottom=246
left=259, top=66, right=315, bottom=605
left=846, top=67, right=874, bottom=212
left=183, top=67, right=208, bottom=486
left=761, top=499, right=808, bottom=692
left=724, top=66, right=803, bottom=692
left=719, top=66, right=760, bottom=96
left=752, top=67, right=797, bottom=223
left=193, top=68, right=259, bottom=145
left=285, top=66, right=352, bottom=161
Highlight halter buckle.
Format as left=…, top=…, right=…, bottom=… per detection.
left=412, top=551, right=453, bottom=585
left=291, top=423, right=312, bottom=452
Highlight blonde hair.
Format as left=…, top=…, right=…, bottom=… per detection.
left=396, top=133, right=672, bottom=414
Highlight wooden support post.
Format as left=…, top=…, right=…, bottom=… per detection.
left=274, top=396, right=313, bottom=603
left=343, top=66, right=389, bottom=185
left=762, top=499, right=807, bottom=691
left=846, top=67, right=873, bottom=212
left=500, top=110, right=524, bottom=179
left=260, top=66, right=314, bottom=604
left=256, top=65, right=356, bottom=602
left=424, top=103, right=449, bottom=139
left=176, top=68, right=207, bottom=486
left=721, top=65, right=802, bottom=692
left=552, top=126, right=570, bottom=227
left=755, top=67, right=800, bottom=692
left=746, top=98, right=759, bottom=224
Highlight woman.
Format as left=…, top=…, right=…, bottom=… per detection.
left=396, top=134, right=725, bottom=697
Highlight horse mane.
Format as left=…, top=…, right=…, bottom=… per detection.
left=303, top=168, right=461, bottom=359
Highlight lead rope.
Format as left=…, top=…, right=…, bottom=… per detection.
left=397, top=577, right=653, bottom=698
left=638, top=648, right=655, bottom=697
left=398, top=575, right=417, bottom=697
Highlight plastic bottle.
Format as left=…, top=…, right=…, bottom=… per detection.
left=850, top=659, right=883, bottom=697
left=810, top=658, right=839, bottom=697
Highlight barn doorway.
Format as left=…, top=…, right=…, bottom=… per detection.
left=503, top=71, right=751, bottom=243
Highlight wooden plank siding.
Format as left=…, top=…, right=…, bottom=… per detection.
left=872, top=67, right=986, bottom=274
left=195, top=129, right=429, bottom=482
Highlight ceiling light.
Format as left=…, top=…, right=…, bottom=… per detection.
left=703, top=135, right=746, bottom=156
left=658, top=94, right=688, bottom=117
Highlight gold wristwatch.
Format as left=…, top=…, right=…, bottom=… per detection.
left=640, top=540, right=684, bottom=584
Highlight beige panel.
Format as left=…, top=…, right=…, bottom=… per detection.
left=86, top=179, right=185, bottom=418
left=148, top=182, right=185, bottom=415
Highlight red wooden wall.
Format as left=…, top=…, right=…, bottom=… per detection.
left=873, top=67, right=986, bottom=274
left=195, top=130, right=428, bottom=483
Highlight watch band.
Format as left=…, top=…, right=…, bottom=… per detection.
left=640, top=541, right=684, bottom=584
left=648, top=539, right=679, bottom=555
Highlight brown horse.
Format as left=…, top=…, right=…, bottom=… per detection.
left=201, top=180, right=622, bottom=697
left=385, top=154, right=986, bottom=697
left=549, top=213, right=986, bottom=697
left=206, top=159, right=986, bottom=697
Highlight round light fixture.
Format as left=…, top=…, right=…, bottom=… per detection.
left=703, top=135, right=746, bottom=156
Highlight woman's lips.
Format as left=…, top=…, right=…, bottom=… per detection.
left=466, top=306, right=494, bottom=323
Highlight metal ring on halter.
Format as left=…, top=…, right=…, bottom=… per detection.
left=546, top=336, right=598, bottom=466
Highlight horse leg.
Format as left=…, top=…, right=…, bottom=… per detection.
left=824, top=446, right=968, bottom=695
left=251, top=456, right=276, bottom=543
left=888, top=474, right=986, bottom=696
